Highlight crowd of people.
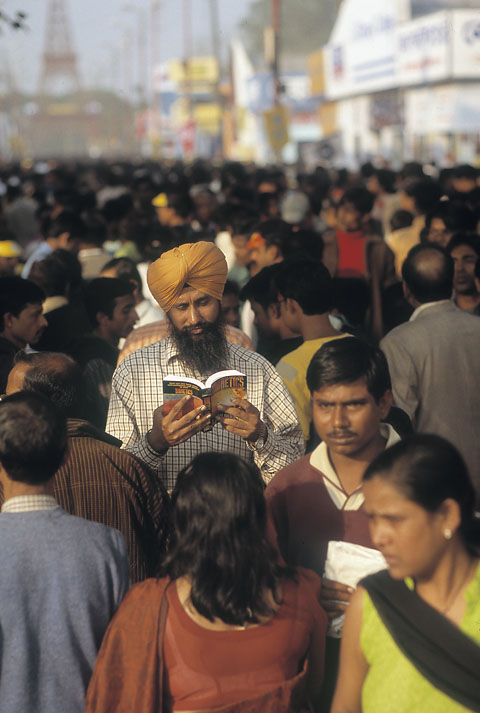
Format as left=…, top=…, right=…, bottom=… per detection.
left=0, top=157, right=479, bottom=712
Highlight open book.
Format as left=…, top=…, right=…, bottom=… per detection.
left=163, top=370, right=247, bottom=429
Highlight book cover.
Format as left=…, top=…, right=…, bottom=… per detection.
left=162, top=371, right=247, bottom=427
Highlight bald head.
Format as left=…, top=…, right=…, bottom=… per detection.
left=7, top=351, right=84, bottom=418
left=402, top=244, right=453, bottom=304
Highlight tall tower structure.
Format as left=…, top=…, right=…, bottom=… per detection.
left=38, top=0, right=81, bottom=96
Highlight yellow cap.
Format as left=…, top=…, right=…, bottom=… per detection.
left=152, top=192, right=168, bottom=208
left=0, top=240, right=21, bottom=258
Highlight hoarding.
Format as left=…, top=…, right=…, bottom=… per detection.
left=452, top=10, right=480, bottom=77
left=396, top=12, right=450, bottom=86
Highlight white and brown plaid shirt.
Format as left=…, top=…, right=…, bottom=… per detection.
left=107, top=336, right=303, bottom=490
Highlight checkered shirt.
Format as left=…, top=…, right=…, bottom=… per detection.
left=1, top=495, right=58, bottom=513
left=107, top=336, right=304, bottom=490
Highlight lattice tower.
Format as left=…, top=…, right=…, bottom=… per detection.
left=38, top=0, right=81, bottom=96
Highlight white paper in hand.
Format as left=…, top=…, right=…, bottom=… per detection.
left=324, top=541, right=387, bottom=638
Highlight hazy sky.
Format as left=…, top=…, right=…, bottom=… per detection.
left=0, top=0, right=254, bottom=95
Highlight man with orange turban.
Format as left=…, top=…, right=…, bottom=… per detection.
left=106, top=241, right=303, bottom=490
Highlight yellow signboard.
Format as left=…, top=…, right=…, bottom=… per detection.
left=263, top=105, right=289, bottom=150
left=169, top=57, right=219, bottom=85
left=319, top=101, right=337, bottom=137
left=307, top=49, right=325, bottom=97
left=193, top=103, right=221, bottom=134
left=46, top=103, right=78, bottom=116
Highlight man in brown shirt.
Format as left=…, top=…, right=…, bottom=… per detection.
left=5, top=351, right=168, bottom=583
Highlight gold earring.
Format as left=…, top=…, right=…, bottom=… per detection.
left=444, top=528, right=452, bottom=540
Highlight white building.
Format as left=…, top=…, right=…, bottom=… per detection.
left=323, top=0, right=480, bottom=167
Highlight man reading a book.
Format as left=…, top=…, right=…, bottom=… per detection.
left=107, top=241, right=303, bottom=490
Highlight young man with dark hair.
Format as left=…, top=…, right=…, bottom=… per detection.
left=246, top=218, right=292, bottom=276
left=381, top=243, right=480, bottom=496
left=5, top=351, right=168, bottom=583
left=274, top=259, right=346, bottom=443
left=475, top=256, right=480, bottom=315
left=240, top=264, right=303, bottom=365
left=100, top=257, right=164, bottom=328
left=0, top=391, right=128, bottom=713
left=422, top=200, right=476, bottom=249
left=22, top=210, right=86, bottom=278
left=73, top=277, right=137, bottom=428
left=451, top=163, right=477, bottom=195
left=0, top=275, right=47, bottom=391
left=387, top=178, right=443, bottom=275
left=446, top=233, right=480, bottom=313
left=152, top=189, right=194, bottom=247
left=220, top=280, right=241, bottom=328
left=28, top=255, right=91, bottom=353
left=265, top=337, right=398, bottom=711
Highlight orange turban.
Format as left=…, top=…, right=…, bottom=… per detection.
left=147, top=241, right=228, bottom=312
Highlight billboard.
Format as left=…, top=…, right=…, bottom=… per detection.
left=324, top=7, right=480, bottom=99
left=396, top=12, right=450, bottom=86
left=452, top=10, right=480, bottom=77
left=324, top=2, right=397, bottom=99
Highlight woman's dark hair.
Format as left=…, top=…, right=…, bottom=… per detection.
left=363, top=434, right=480, bottom=556
left=159, top=452, right=292, bottom=625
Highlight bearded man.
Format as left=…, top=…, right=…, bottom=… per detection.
left=106, top=242, right=303, bottom=489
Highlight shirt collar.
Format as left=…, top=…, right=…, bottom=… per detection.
left=309, top=424, right=401, bottom=509
left=1, top=494, right=58, bottom=514
left=409, top=299, right=450, bottom=322
left=43, top=295, right=68, bottom=314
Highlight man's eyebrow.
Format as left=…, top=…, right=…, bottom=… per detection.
left=314, top=397, right=369, bottom=404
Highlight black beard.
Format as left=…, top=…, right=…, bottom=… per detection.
left=169, top=314, right=230, bottom=376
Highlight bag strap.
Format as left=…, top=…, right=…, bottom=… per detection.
left=156, top=581, right=170, bottom=712
left=361, top=569, right=480, bottom=712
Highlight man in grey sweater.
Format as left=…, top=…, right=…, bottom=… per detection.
left=0, top=391, right=129, bottom=713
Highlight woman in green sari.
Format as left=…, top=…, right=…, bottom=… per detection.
left=330, top=434, right=480, bottom=713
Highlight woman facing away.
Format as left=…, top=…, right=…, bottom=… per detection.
left=85, top=452, right=327, bottom=713
left=330, top=434, right=480, bottom=713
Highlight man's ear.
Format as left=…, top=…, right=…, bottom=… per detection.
left=57, top=231, right=70, bottom=247
left=95, top=311, right=109, bottom=327
left=402, top=281, right=417, bottom=308
left=285, top=297, right=299, bottom=314
left=378, top=389, right=393, bottom=420
left=266, top=244, right=281, bottom=263
left=3, top=312, right=15, bottom=330
left=267, top=302, right=280, bottom=319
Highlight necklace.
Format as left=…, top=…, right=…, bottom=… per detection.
left=440, top=560, right=475, bottom=615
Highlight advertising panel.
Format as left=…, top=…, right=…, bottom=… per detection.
left=396, top=12, right=450, bottom=86
left=324, top=6, right=480, bottom=100
left=324, top=2, right=397, bottom=99
left=405, top=83, right=480, bottom=133
left=452, top=10, right=480, bottom=77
